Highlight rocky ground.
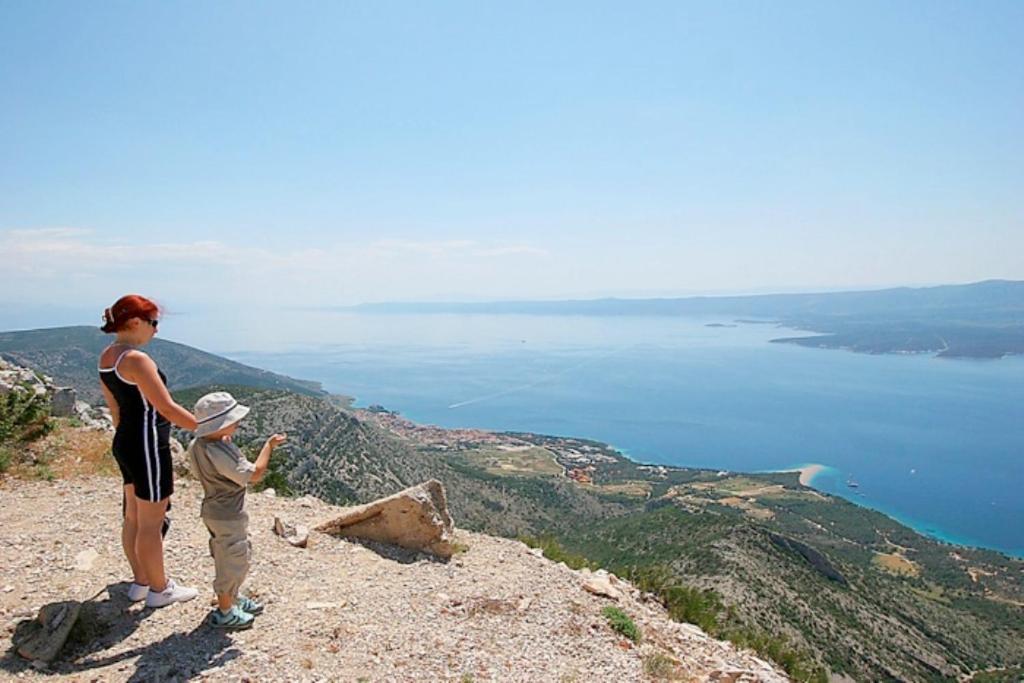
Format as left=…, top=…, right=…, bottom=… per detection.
left=0, top=473, right=787, bottom=682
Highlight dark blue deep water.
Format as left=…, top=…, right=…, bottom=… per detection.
left=182, top=312, right=1024, bottom=557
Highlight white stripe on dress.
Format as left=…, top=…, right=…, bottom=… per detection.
left=112, top=349, right=137, bottom=386
left=151, top=403, right=161, bottom=501
left=137, top=387, right=156, bottom=502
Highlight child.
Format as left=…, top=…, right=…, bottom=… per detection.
left=187, top=391, right=287, bottom=629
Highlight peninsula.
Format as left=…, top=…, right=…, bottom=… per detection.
left=344, top=279, right=1024, bottom=359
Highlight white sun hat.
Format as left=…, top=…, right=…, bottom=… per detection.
left=193, top=391, right=250, bottom=437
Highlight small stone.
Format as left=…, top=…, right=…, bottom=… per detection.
left=582, top=573, right=624, bottom=601
left=74, top=549, right=99, bottom=571
left=304, top=601, right=346, bottom=610
left=273, top=517, right=309, bottom=548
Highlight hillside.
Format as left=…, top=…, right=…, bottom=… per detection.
left=168, top=385, right=629, bottom=540
left=163, top=385, right=1024, bottom=681
left=0, top=472, right=785, bottom=682
left=2, top=334, right=1022, bottom=680
left=0, top=326, right=323, bottom=404
left=337, top=412, right=1024, bottom=681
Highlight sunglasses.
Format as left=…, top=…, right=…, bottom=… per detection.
left=145, top=319, right=159, bottom=329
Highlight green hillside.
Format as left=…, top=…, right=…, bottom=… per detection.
left=0, top=326, right=323, bottom=403
left=172, top=385, right=1023, bottom=681
left=3, top=327, right=1021, bottom=680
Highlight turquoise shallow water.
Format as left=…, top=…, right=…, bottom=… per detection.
left=177, top=311, right=1024, bottom=557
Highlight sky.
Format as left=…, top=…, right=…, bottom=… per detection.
left=1, top=1, right=1022, bottom=325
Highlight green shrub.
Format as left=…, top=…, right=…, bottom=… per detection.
left=0, top=385, right=54, bottom=475
left=623, top=563, right=826, bottom=682
left=518, top=534, right=597, bottom=571
left=721, top=626, right=826, bottom=683
left=602, top=606, right=641, bottom=643
left=642, top=652, right=680, bottom=679
left=35, top=462, right=55, bottom=481
left=625, top=564, right=722, bottom=633
left=0, top=385, right=50, bottom=443
left=970, top=669, right=1024, bottom=683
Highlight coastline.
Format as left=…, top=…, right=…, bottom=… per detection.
left=795, top=463, right=825, bottom=487
left=773, top=461, right=1024, bottom=559
left=759, top=463, right=827, bottom=487
left=359, top=401, right=1024, bottom=559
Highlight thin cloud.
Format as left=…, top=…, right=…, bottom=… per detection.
left=370, top=239, right=477, bottom=256
left=5, top=227, right=94, bottom=239
left=474, top=245, right=549, bottom=257
left=0, top=228, right=548, bottom=283
left=0, top=229, right=240, bottom=268
left=369, top=238, right=548, bottom=259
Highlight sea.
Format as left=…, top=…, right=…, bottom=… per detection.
left=170, top=310, right=1024, bottom=558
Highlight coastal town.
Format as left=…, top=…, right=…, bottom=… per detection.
left=357, top=405, right=648, bottom=485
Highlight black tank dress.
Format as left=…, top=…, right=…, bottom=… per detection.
left=99, top=348, right=173, bottom=502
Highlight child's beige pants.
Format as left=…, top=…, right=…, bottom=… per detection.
left=203, top=513, right=250, bottom=597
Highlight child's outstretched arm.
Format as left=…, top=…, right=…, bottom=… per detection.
left=251, top=433, right=287, bottom=483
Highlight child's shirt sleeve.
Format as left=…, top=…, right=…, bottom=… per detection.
left=185, top=439, right=203, bottom=480
left=206, top=440, right=257, bottom=487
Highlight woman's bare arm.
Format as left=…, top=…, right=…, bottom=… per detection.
left=98, top=380, right=120, bottom=428
left=120, top=352, right=198, bottom=431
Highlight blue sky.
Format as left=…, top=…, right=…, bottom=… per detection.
left=1, top=1, right=1022, bottom=319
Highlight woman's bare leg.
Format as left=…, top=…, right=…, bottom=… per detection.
left=135, top=497, right=169, bottom=592
left=122, top=485, right=148, bottom=585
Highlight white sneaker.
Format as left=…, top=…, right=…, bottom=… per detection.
left=127, top=582, right=149, bottom=602
left=145, top=579, right=199, bottom=608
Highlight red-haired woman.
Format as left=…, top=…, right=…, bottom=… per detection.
left=98, top=295, right=199, bottom=608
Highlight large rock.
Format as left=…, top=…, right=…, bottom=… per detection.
left=50, top=387, right=77, bottom=417
left=73, top=401, right=113, bottom=432
left=14, top=600, right=81, bottom=663
left=580, top=568, right=626, bottom=601
left=315, top=480, right=455, bottom=558
left=0, top=358, right=47, bottom=397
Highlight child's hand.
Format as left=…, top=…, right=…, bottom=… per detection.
left=266, top=433, right=287, bottom=448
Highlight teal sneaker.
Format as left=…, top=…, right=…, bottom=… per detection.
left=209, top=605, right=254, bottom=630
left=236, top=595, right=264, bottom=616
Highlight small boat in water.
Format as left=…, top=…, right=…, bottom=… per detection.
left=846, top=477, right=860, bottom=489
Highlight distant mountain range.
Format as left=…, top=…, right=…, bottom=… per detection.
left=0, top=326, right=324, bottom=404
left=347, top=279, right=1024, bottom=358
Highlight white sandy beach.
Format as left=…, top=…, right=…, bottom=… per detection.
left=796, top=463, right=825, bottom=486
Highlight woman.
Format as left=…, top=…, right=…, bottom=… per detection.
left=98, top=294, right=199, bottom=608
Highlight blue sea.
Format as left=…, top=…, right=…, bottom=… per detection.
left=173, top=311, right=1024, bottom=557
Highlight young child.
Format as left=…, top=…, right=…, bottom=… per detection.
left=187, top=391, right=287, bottom=629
